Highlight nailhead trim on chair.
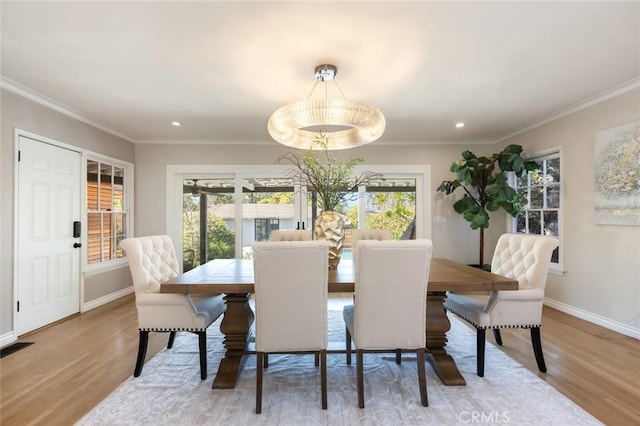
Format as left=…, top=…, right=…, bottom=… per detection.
left=140, top=327, right=207, bottom=332
left=444, top=307, right=541, bottom=330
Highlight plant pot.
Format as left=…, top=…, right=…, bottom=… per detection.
left=468, top=264, right=492, bottom=272
left=313, top=210, right=345, bottom=269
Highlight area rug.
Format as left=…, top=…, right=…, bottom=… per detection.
left=77, top=306, right=601, bottom=426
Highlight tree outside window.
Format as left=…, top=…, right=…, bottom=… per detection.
left=514, top=153, right=561, bottom=264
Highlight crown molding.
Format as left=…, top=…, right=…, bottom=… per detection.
left=496, top=77, right=640, bottom=143
left=136, top=138, right=275, bottom=145
left=136, top=138, right=494, bottom=146
left=373, top=139, right=494, bottom=146
left=0, top=76, right=135, bottom=143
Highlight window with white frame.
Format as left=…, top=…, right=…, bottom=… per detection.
left=168, top=164, right=431, bottom=260
left=86, top=158, right=131, bottom=265
left=512, top=151, right=561, bottom=269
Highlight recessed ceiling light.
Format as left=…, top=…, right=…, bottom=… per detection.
left=171, top=121, right=181, bottom=127
left=455, top=122, right=465, bottom=128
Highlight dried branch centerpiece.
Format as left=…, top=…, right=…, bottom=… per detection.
left=278, top=133, right=381, bottom=268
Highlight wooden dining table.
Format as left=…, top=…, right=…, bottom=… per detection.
left=162, top=257, right=517, bottom=389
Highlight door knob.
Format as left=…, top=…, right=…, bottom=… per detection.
left=73, top=242, right=82, bottom=248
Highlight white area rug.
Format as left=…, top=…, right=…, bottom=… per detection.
left=77, top=306, right=601, bottom=425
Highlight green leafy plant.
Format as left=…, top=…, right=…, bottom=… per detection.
left=278, top=133, right=381, bottom=212
left=437, top=144, right=539, bottom=267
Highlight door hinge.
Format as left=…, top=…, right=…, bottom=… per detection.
left=17, top=300, right=20, bottom=312
left=18, top=150, right=21, bottom=162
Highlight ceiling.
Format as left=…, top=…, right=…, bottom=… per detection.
left=1, top=1, right=639, bottom=146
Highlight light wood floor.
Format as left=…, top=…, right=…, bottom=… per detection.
left=1, top=294, right=639, bottom=425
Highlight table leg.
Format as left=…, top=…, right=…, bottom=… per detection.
left=211, top=293, right=254, bottom=389
left=425, top=291, right=466, bottom=386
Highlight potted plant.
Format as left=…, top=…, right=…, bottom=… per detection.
left=437, top=144, right=539, bottom=268
left=278, top=133, right=380, bottom=268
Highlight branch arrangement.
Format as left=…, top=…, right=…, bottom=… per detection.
left=278, top=133, right=381, bottom=212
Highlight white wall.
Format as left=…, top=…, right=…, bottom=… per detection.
left=503, top=89, right=640, bottom=335
left=0, top=89, right=135, bottom=336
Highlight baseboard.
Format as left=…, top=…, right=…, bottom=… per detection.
left=0, top=331, right=18, bottom=348
left=82, top=286, right=134, bottom=312
left=1, top=288, right=133, bottom=345
left=544, top=298, right=640, bottom=339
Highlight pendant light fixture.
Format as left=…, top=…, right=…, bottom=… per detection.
left=268, top=64, right=385, bottom=150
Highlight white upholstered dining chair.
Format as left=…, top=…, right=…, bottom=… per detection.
left=343, top=239, right=433, bottom=408
left=252, top=240, right=330, bottom=414
left=268, top=228, right=318, bottom=368
left=270, top=229, right=312, bottom=241
left=120, top=235, right=226, bottom=380
left=444, top=233, right=559, bottom=377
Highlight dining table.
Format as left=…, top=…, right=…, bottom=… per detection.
left=161, top=257, right=518, bottom=389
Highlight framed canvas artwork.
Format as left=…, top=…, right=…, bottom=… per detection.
left=594, top=120, right=640, bottom=226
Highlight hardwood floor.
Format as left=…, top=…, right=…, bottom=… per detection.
left=487, top=307, right=640, bottom=425
left=0, top=295, right=167, bottom=426
left=1, top=294, right=639, bottom=425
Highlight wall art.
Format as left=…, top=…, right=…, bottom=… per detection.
left=594, top=120, right=640, bottom=225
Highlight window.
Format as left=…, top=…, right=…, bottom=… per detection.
left=243, top=177, right=295, bottom=245
left=255, top=218, right=280, bottom=241
left=87, top=158, right=129, bottom=265
left=183, top=177, right=236, bottom=267
left=182, top=176, right=296, bottom=267
left=363, top=178, right=416, bottom=239
left=168, top=164, right=431, bottom=260
left=512, top=151, right=561, bottom=269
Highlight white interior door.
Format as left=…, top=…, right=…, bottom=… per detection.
left=17, top=136, right=81, bottom=335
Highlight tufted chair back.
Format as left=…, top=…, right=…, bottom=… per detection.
left=121, top=235, right=179, bottom=294
left=491, top=233, right=558, bottom=291
left=270, top=230, right=312, bottom=241
left=350, top=229, right=391, bottom=262
left=350, top=229, right=391, bottom=245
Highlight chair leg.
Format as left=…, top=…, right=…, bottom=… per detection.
left=256, top=352, right=263, bottom=414
left=198, top=331, right=207, bottom=380
left=167, top=331, right=177, bottom=349
left=477, top=328, right=486, bottom=377
left=396, top=349, right=402, bottom=364
left=320, top=350, right=327, bottom=409
left=315, top=353, right=320, bottom=367
left=264, top=353, right=269, bottom=369
left=416, top=348, right=428, bottom=407
left=531, top=327, right=547, bottom=373
left=492, top=328, right=502, bottom=346
left=134, top=330, right=149, bottom=377
left=345, top=326, right=352, bottom=365
left=356, top=349, right=365, bottom=408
